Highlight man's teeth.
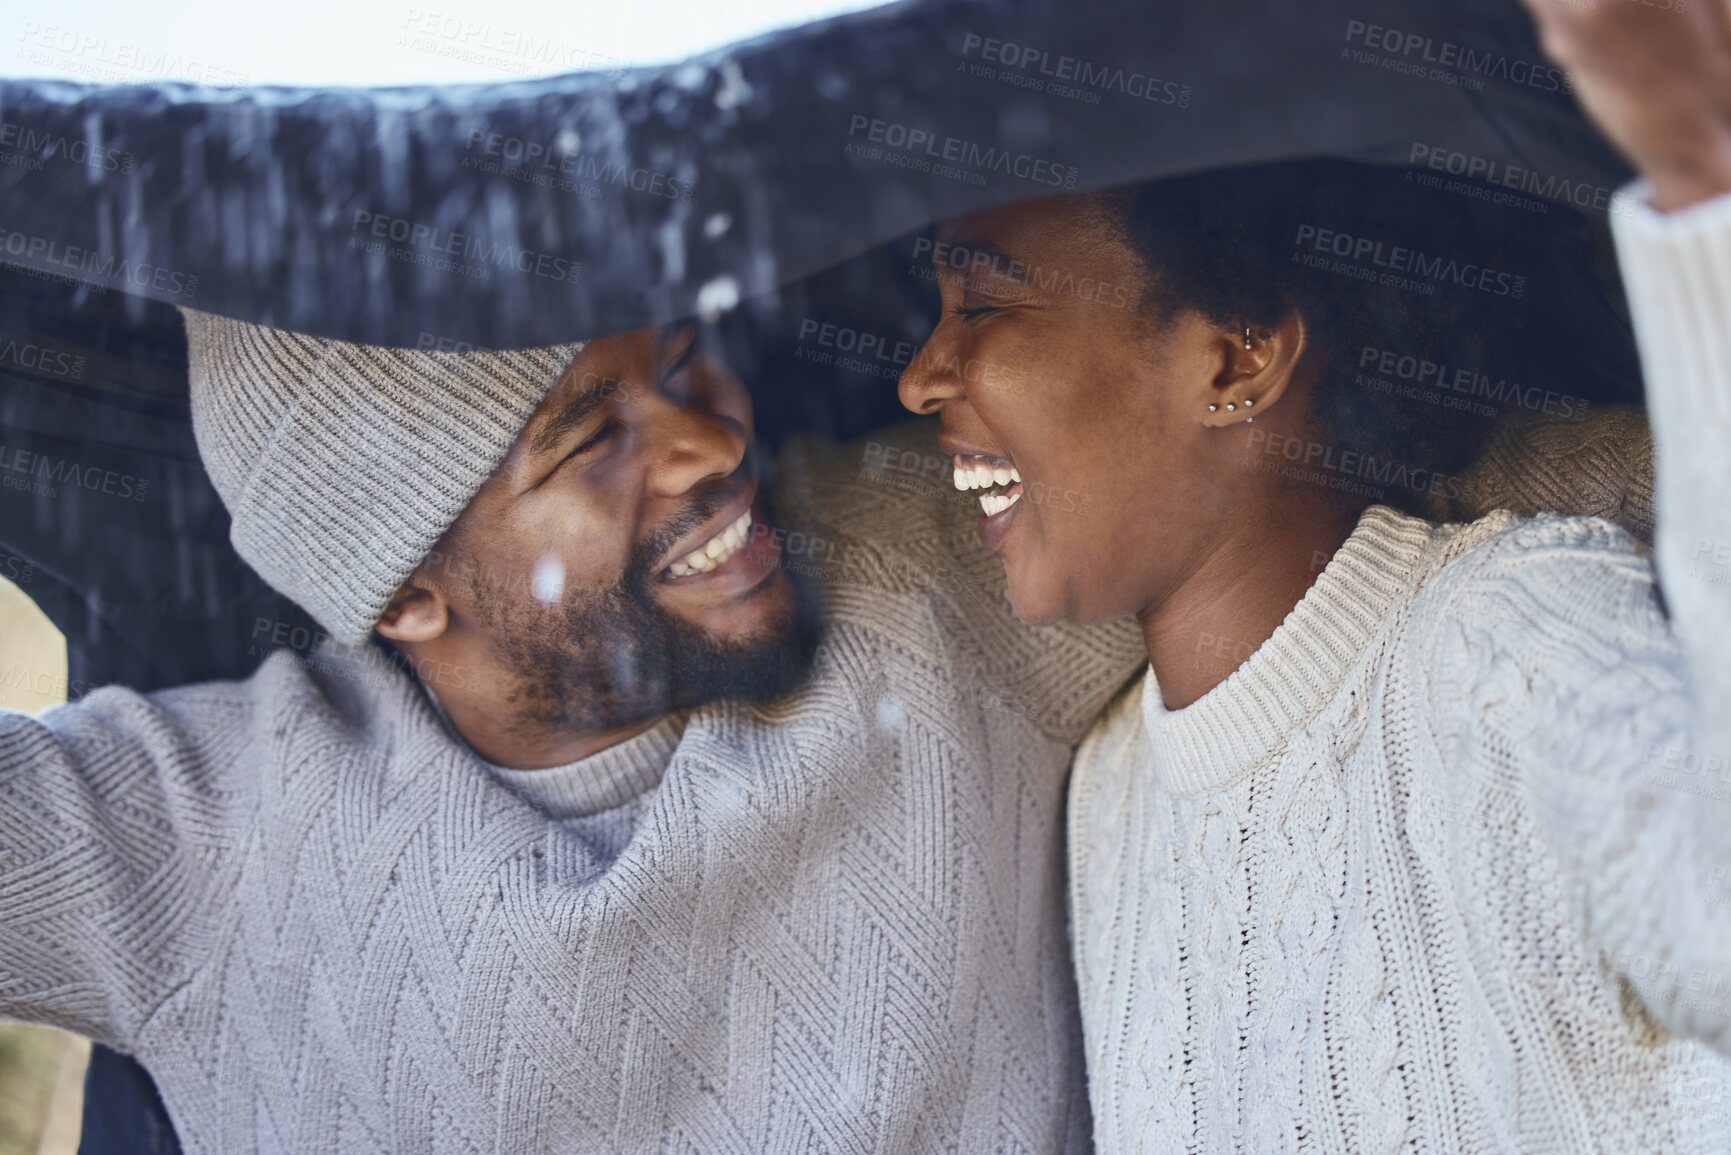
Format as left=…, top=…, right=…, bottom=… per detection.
left=667, top=509, right=753, bottom=577
left=980, top=491, right=1021, bottom=517
left=951, top=457, right=1021, bottom=491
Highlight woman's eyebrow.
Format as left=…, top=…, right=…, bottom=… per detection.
left=528, top=385, right=609, bottom=457
left=934, top=238, right=1018, bottom=271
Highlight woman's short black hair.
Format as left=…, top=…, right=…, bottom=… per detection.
left=1109, top=157, right=1638, bottom=513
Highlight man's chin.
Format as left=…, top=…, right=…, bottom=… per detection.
left=661, top=566, right=796, bottom=643
left=661, top=568, right=820, bottom=711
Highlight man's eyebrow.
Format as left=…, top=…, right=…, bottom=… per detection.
left=528, top=384, right=609, bottom=457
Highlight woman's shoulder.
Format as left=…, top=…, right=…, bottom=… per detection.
left=1405, top=508, right=1673, bottom=684
left=1419, top=509, right=1656, bottom=611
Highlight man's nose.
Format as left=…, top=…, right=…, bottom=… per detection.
left=645, top=394, right=748, bottom=497
left=898, top=325, right=968, bottom=415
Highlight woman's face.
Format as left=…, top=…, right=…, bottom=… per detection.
left=898, top=194, right=1297, bottom=627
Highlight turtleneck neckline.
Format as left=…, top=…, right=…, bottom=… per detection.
left=482, top=713, right=688, bottom=820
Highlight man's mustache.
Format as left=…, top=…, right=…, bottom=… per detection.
left=629, top=461, right=757, bottom=583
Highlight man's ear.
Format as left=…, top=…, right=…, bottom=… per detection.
left=1200, top=311, right=1309, bottom=428
left=374, top=573, right=450, bottom=643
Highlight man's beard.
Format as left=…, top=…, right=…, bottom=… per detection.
left=478, top=503, right=820, bottom=737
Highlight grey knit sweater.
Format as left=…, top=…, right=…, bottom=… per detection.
left=0, top=423, right=1147, bottom=1155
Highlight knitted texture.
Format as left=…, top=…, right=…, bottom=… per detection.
left=0, top=419, right=1149, bottom=1154
left=1068, top=185, right=1731, bottom=1153
left=181, top=309, right=584, bottom=643
left=1431, top=403, right=1656, bottom=544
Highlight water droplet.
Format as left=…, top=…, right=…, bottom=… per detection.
left=695, top=275, right=740, bottom=322
left=532, top=558, right=565, bottom=605
left=713, top=59, right=753, bottom=111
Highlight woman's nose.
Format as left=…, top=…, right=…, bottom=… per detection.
left=898, top=327, right=969, bottom=415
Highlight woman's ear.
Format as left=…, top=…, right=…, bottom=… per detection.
left=1200, top=312, right=1308, bottom=428
left=374, top=573, right=450, bottom=643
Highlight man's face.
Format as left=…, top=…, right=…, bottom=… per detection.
left=423, top=323, right=812, bottom=737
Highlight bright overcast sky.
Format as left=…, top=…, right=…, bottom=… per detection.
left=5, top=0, right=891, bottom=87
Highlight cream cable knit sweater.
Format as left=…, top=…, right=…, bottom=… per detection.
left=0, top=422, right=1150, bottom=1155
left=1068, top=190, right=1731, bottom=1151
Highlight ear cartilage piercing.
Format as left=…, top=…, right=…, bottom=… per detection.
left=1225, top=403, right=1237, bottom=412
left=1244, top=328, right=1253, bottom=351
left=1207, top=404, right=1219, bottom=412
left=1243, top=397, right=1254, bottom=408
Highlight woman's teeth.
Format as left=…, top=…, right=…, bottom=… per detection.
left=667, top=509, right=753, bottom=578
left=952, top=454, right=1022, bottom=516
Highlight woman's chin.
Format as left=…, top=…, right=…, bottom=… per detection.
left=1005, top=572, right=1068, bottom=629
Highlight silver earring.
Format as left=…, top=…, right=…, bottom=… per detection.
left=1243, top=397, right=1254, bottom=408
left=1243, top=328, right=1253, bottom=351
left=1245, top=416, right=1253, bottom=423
left=1225, top=402, right=1237, bottom=412
left=1207, top=404, right=1218, bottom=412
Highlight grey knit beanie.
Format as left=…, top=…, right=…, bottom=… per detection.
left=181, top=309, right=585, bottom=644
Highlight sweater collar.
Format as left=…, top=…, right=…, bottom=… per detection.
left=1141, top=505, right=1437, bottom=796
left=483, top=713, right=688, bottom=821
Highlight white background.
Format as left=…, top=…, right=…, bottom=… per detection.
left=3, top=0, right=890, bottom=87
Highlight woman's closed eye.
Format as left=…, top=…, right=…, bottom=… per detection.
left=952, top=304, right=1001, bottom=322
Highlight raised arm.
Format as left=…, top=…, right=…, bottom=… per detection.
left=1458, top=0, right=1731, bottom=1050
left=0, top=681, right=243, bottom=1051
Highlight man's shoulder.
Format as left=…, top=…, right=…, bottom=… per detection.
left=773, top=420, right=982, bottom=571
